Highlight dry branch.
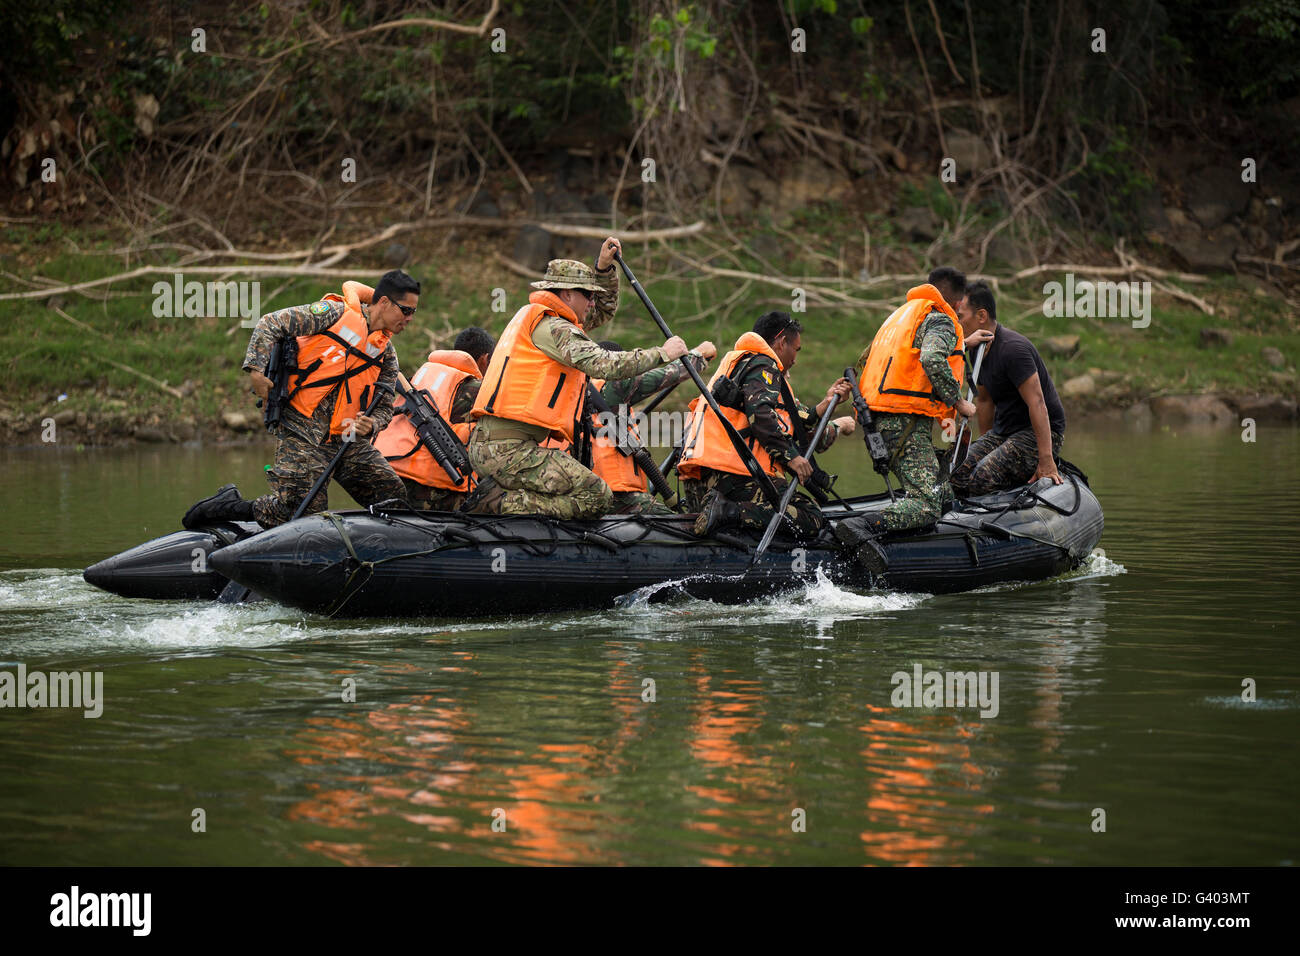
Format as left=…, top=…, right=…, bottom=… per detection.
left=0, top=219, right=708, bottom=301
left=103, top=359, right=185, bottom=399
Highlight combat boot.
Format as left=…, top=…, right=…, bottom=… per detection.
left=693, top=492, right=741, bottom=537
left=461, top=477, right=507, bottom=515
left=832, top=512, right=890, bottom=575
left=181, top=484, right=254, bottom=529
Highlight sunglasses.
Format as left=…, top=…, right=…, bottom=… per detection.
left=391, top=302, right=417, bottom=317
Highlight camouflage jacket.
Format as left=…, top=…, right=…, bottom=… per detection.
left=598, top=351, right=706, bottom=409
left=733, top=354, right=839, bottom=466
left=243, top=299, right=400, bottom=445
left=449, top=377, right=480, bottom=424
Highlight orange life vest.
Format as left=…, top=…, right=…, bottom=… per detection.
left=374, top=349, right=480, bottom=491
left=288, top=281, right=391, bottom=436
left=859, top=284, right=966, bottom=420
left=471, top=291, right=587, bottom=441
left=677, top=332, right=791, bottom=481
left=589, top=379, right=645, bottom=494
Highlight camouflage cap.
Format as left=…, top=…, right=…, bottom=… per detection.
left=530, top=259, right=600, bottom=292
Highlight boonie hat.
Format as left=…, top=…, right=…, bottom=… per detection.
left=530, top=259, right=601, bottom=292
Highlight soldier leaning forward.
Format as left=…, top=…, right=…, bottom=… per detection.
left=181, top=271, right=420, bottom=530
left=680, top=311, right=854, bottom=540
left=463, top=236, right=691, bottom=520
left=373, top=327, right=496, bottom=513
left=834, top=267, right=974, bottom=566
left=590, top=338, right=714, bottom=516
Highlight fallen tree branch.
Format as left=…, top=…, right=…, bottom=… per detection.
left=0, top=220, right=708, bottom=301
left=491, top=250, right=542, bottom=280
left=1009, top=261, right=1208, bottom=284
left=103, top=359, right=185, bottom=399
left=0, top=266, right=360, bottom=301
left=52, top=306, right=111, bottom=339
left=1151, top=279, right=1215, bottom=315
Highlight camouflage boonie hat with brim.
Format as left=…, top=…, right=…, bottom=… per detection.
left=530, top=259, right=600, bottom=292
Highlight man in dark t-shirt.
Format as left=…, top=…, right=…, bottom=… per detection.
left=950, top=281, right=1066, bottom=496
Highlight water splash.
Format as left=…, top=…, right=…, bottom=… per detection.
left=1067, top=548, right=1127, bottom=581
left=615, top=563, right=928, bottom=627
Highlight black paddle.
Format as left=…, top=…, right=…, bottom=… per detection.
left=945, top=342, right=987, bottom=479
left=751, top=392, right=839, bottom=561
left=218, top=381, right=395, bottom=605
left=613, top=251, right=783, bottom=510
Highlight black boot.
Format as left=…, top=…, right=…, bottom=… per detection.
left=693, top=492, right=741, bottom=537
left=461, top=477, right=506, bottom=515
left=181, top=484, right=254, bottom=529
left=832, top=513, right=890, bottom=575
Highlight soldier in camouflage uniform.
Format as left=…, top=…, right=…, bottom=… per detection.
left=181, top=271, right=419, bottom=530
left=834, top=268, right=974, bottom=569
left=396, top=326, right=495, bottom=513
left=465, top=238, right=692, bottom=520
left=684, top=312, right=855, bottom=540
left=593, top=338, right=713, bottom=515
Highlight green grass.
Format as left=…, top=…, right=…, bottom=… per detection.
left=1, top=216, right=1295, bottom=441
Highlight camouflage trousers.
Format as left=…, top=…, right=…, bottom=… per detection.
left=253, top=433, right=407, bottom=529
left=610, top=489, right=675, bottom=516
left=950, top=427, right=1064, bottom=498
left=873, top=413, right=953, bottom=532
left=682, top=468, right=825, bottom=539
left=466, top=433, right=613, bottom=520
left=400, top=477, right=467, bottom=513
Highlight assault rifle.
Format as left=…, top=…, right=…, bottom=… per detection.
left=844, top=367, right=896, bottom=501
left=395, top=372, right=473, bottom=485
left=585, top=383, right=680, bottom=509
left=258, top=337, right=298, bottom=433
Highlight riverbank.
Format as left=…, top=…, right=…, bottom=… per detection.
left=2, top=216, right=1296, bottom=448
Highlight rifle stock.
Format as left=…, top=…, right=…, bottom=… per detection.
left=844, top=367, right=896, bottom=501
left=395, top=373, right=473, bottom=485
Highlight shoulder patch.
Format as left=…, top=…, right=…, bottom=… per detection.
left=310, top=301, right=332, bottom=315
left=761, top=370, right=774, bottom=385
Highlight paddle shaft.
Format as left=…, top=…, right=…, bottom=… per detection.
left=613, top=252, right=783, bottom=510
left=949, top=342, right=987, bottom=467
left=752, top=391, right=839, bottom=559
left=292, top=382, right=394, bottom=522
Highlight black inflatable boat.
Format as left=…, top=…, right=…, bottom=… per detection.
left=84, top=472, right=1104, bottom=617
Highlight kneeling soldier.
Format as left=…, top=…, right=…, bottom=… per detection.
left=182, top=271, right=418, bottom=529
left=679, top=311, right=853, bottom=539
left=465, top=237, right=689, bottom=519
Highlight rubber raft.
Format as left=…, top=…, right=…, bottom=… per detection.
left=83, top=472, right=1104, bottom=618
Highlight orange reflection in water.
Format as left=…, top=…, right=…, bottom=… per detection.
left=857, top=704, right=995, bottom=866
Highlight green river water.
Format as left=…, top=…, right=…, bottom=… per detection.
left=0, top=424, right=1296, bottom=866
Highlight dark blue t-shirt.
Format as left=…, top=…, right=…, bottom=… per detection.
left=976, top=324, right=1066, bottom=437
